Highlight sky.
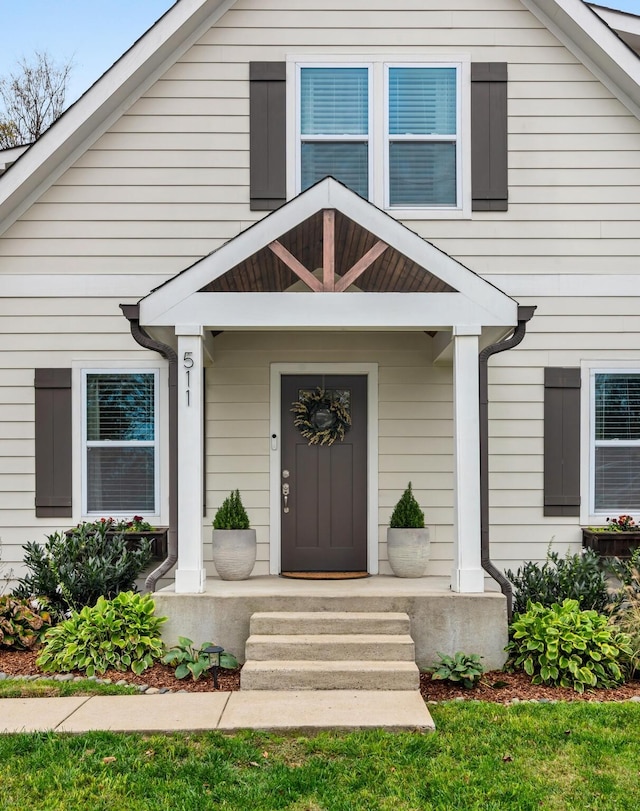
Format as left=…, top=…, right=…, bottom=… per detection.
left=0, top=0, right=638, bottom=106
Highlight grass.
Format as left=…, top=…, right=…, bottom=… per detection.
left=0, top=702, right=639, bottom=810
left=0, top=678, right=139, bottom=699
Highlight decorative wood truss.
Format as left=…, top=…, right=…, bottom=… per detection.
left=199, top=209, right=457, bottom=295
left=269, top=210, right=389, bottom=293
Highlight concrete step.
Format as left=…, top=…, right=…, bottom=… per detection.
left=245, top=633, right=415, bottom=662
left=249, top=611, right=410, bottom=636
left=241, top=659, right=420, bottom=691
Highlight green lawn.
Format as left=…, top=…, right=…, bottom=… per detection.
left=0, top=677, right=138, bottom=699
left=1, top=702, right=639, bottom=810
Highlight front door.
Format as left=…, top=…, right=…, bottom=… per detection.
left=280, top=374, right=367, bottom=572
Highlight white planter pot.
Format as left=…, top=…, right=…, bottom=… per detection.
left=212, top=528, right=256, bottom=580
left=387, top=527, right=430, bottom=578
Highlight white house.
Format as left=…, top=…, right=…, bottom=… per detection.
left=1, top=0, right=640, bottom=666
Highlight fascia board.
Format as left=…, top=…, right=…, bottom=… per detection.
left=142, top=291, right=518, bottom=330
left=0, top=0, right=236, bottom=236
left=141, top=178, right=516, bottom=324
left=523, top=0, right=640, bottom=118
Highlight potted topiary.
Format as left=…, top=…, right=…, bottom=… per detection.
left=386, top=482, right=430, bottom=577
left=211, top=489, right=256, bottom=580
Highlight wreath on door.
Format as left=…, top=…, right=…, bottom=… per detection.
left=291, top=387, right=351, bottom=446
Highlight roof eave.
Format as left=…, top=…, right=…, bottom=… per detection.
left=0, top=0, right=236, bottom=236
left=523, top=0, right=640, bottom=118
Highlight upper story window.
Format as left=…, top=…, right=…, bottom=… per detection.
left=591, top=371, right=640, bottom=514
left=82, top=370, right=159, bottom=517
left=290, top=57, right=469, bottom=217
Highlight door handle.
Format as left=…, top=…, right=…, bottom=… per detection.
left=282, top=482, right=290, bottom=513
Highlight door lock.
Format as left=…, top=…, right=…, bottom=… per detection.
left=282, top=482, right=290, bottom=513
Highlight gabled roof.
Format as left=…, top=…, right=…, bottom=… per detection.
left=139, top=178, right=518, bottom=331
left=1, top=0, right=640, bottom=237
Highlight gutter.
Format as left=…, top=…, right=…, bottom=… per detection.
left=120, top=304, right=177, bottom=592
left=479, top=304, right=536, bottom=620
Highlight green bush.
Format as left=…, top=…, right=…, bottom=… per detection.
left=36, top=591, right=166, bottom=677
left=505, top=599, right=632, bottom=693
left=389, top=482, right=425, bottom=529
left=213, top=489, right=250, bottom=530
left=13, top=521, right=152, bottom=618
left=0, top=596, right=52, bottom=650
left=505, top=548, right=609, bottom=616
left=430, top=651, right=484, bottom=690
left=162, top=636, right=239, bottom=681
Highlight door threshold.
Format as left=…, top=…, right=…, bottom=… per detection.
left=280, top=571, right=370, bottom=580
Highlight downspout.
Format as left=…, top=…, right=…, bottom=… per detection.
left=120, top=304, right=177, bottom=592
left=479, top=304, right=536, bottom=620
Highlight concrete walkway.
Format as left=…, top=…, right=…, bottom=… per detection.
left=0, top=691, right=435, bottom=734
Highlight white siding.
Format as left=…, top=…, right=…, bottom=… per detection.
left=1, top=0, right=640, bottom=579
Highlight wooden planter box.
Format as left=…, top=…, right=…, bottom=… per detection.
left=582, top=528, right=640, bottom=559
left=65, top=527, right=168, bottom=559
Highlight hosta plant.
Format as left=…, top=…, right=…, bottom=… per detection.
left=0, top=596, right=52, bottom=650
left=506, top=598, right=632, bottom=693
left=162, top=636, right=238, bottom=681
left=36, top=591, right=166, bottom=677
left=430, top=651, right=484, bottom=690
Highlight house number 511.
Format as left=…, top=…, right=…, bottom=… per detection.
left=183, top=351, right=194, bottom=406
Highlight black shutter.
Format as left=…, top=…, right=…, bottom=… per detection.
left=34, top=368, right=72, bottom=518
left=471, top=62, right=508, bottom=211
left=544, top=367, right=581, bottom=517
left=250, top=61, right=286, bottom=211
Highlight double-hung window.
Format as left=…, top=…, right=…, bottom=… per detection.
left=590, top=370, right=640, bottom=514
left=82, top=370, right=159, bottom=516
left=292, top=57, right=468, bottom=215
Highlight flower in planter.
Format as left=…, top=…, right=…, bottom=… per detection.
left=606, top=515, right=637, bottom=532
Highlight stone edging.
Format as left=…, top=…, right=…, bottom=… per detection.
left=0, top=672, right=188, bottom=695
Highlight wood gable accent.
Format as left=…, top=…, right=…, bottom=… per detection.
left=199, top=209, right=457, bottom=295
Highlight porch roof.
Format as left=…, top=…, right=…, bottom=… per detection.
left=139, top=178, right=518, bottom=334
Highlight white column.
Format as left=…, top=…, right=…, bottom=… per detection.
left=451, top=326, right=484, bottom=593
left=174, top=326, right=206, bottom=593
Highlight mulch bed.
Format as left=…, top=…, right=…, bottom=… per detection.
left=3, top=648, right=640, bottom=701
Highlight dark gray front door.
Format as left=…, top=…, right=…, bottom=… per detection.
left=281, top=374, right=367, bottom=572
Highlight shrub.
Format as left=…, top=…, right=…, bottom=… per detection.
left=389, top=482, right=425, bottom=529
left=36, top=591, right=166, bottom=677
left=0, top=596, right=52, bottom=650
left=430, top=651, right=484, bottom=690
left=213, top=489, right=250, bottom=530
left=162, top=636, right=238, bottom=681
left=505, top=599, right=632, bottom=693
left=13, top=521, right=152, bottom=618
left=505, top=548, right=609, bottom=616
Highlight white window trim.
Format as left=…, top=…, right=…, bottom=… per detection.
left=72, top=360, right=168, bottom=525
left=580, top=361, right=640, bottom=526
left=287, top=53, right=471, bottom=219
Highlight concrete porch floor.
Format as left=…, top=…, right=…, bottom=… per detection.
left=152, top=576, right=509, bottom=671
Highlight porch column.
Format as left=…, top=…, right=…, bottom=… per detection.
left=452, top=326, right=484, bottom=593
left=175, top=326, right=206, bottom=593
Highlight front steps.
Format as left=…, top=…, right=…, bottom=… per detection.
left=241, top=611, right=420, bottom=691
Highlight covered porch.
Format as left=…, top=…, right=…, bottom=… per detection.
left=133, top=178, right=519, bottom=594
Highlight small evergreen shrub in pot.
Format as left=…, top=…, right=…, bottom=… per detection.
left=387, top=483, right=429, bottom=577
left=212, top=489, right=256, bottom=580
left=505, top=598, right=632, bottom=693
